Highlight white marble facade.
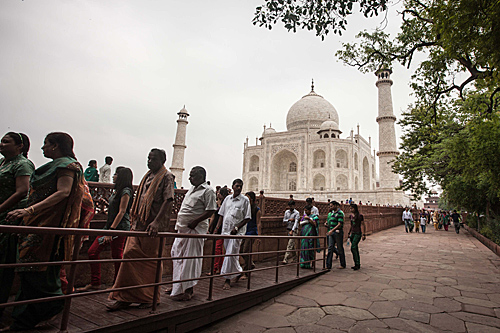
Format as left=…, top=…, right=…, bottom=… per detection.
left=242, top=77, right=410, bottom=206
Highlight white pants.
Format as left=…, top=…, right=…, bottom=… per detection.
left=221, top=238, right=243, bottom=280
left=171, top=227, right=204, bottom=296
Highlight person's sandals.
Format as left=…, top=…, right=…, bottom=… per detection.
left=76, top=284, right=101, bottom=293
left=164, top=287, right=172, bottom=294
left=106, top=301, right=132, bottom=312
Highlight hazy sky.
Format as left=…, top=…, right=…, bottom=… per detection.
left=1, top=1, right=416, bottom=188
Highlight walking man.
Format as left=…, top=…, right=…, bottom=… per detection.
left=282, top=200, right=300, bottom=264
left=99, top=156, right=113, bottom=183
left=107, top=149, right=174, bottom=311
left=325, top=201, right=346, bottom=269
left=402, top=207, right=413, bottom=233
left=217, top=179, right=251, bottom=290
left=170, top=166, right=217, bottom=300
left=451, top=210, right=461, bottom=234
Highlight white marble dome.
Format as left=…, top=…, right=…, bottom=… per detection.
left=262, top=126, right=277, bottom=136
left=319, top=119, right=339, bottom=132
left=286, top=88, right=339, bottom=131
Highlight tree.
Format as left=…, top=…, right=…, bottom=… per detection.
left=253, top=0, right=500, bottom=216
left=253, top=0, right=388, bottom=39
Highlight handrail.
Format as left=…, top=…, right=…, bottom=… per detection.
left=0, top=224, right=326, bottom=332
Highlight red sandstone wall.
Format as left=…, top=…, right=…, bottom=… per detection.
left=73, top=193, right=404, bottom=286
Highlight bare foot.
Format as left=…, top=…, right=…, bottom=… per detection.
left=223, top=280, right=231, bottom=290
left=233, top=274, right=243, bottom=284
left=239, top=275, right=248, bottom=281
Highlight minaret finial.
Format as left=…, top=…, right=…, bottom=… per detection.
left=311, top=78, right=315, bottom=92
left=263, top=124, right=266, bottom=130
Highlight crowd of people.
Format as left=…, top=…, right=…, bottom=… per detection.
left=0, top=130, right=388, bottom=329
left=402, top=207, right=463, bottom=234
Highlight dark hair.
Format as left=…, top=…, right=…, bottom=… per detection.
left=350, top=203, right=360, bottom=218
left=46, top=132, right=76, bottom=159
left=232, top=178, right=243, bottom=186
left=306, top=198, right=313, bottom=203
left=6, top=132, right=30, bottom=158
left=331, top=201, right=340, bottom=206
left=219, top=187, right=229, bottom=198
left=114, top=167, right=134, bottom=198
left=245, top=191, right=258, bottom=218
left=191, top=166, right=207, bottom=181
left=288, top=200, right=295, bottom=206
left=88, top=160, right=97, bottom=167
left=150, top=148, right=167, bottom=164
left=304, top=204, right=313, bottom=212
left=105, top=156, right=113, bottom=164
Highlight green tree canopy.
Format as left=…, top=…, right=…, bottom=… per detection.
left=253, top=0, right=500, bottom=215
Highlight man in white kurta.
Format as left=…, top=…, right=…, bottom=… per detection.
left=170, top=167, right=217, bottom=300
left=218, top=179, right=252, bottom=290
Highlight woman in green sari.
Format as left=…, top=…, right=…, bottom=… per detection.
left=5, top=132, right=88, bottom=331
left=299, top=205, right=320, bottom=269
left=0, top=132, right=34, bottom=319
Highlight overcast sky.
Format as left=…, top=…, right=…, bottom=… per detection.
left=1, top=0, right=417, bottom=188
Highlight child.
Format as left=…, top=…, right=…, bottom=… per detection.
left=420, top=214, right=427, bottom=233
left=415, top=215, right=420, bottom=233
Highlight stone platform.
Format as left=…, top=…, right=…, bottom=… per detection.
left=202, top=224, right=500, bottom=332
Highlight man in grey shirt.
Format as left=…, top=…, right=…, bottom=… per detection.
left=282, top=200, right=300, bottom=264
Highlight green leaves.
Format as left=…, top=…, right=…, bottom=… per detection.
left=252, top=0, right=389, bottom=38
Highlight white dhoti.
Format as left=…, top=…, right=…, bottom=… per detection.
left=221, top=238, right=243, bottom=280
left=171, top=227, right=204, bottom=296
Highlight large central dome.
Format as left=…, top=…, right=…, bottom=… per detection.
left=286, top=84, right=339, bottom=131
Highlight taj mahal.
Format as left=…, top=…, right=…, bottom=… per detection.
left=240, top=68, right=411, bottom=205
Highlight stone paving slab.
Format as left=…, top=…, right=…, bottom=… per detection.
left=201, top=225, right=500, bottom=332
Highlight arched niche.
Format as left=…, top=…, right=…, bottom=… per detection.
left=313, top=149, right=326, bottom=168
left=354, top=152, right=359, bottom=170
left=249, top=155, right=260, bottom=172
left=313, top=174, right=326, bottom=191
left=335, top=149, right=348, bottom=169
left=249, top=177, right=259, bottom=191
left=355, top=176, right=359, bottom=190
left=336, top=174, right=348, bottom=191
left=271, top=150, right=298, bottom=191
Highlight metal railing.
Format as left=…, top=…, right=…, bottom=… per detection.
left=0, top=225, right=326, bottom=332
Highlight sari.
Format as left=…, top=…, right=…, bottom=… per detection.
left=11, top=157, right=90, bottom=331
left=299, top=214, right=320, bottom=269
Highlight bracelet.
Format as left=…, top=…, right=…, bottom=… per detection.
left=23, top=207, right=35, bottom=215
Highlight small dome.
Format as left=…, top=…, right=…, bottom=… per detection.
left=319, top=120, right=339, bottom=131
left=262, top=126, right=277, bottom=136
left=286, top=82, right=339, bottom=131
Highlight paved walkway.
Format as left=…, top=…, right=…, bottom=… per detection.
left=201, top=225, right=500, bottom=332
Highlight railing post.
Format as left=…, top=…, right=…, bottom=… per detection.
left=312, top=238, right=316, bottom=273
left=207, top=237, right=216, bottom=301
left=296, top=236, right=300, bottom=278
left=275, top=239, right=280, bottom=284
left=246, top=239, right=253, bottom=291
left=59, top=234, right=83, bottom=333
left=151, top=237, right=165, bottom=312
left=323, top=236, right=327, bottom=269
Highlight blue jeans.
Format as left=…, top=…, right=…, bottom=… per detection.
left=327, top=230, right=345, bottom=269
left=421, top=224, right=426, bottom=233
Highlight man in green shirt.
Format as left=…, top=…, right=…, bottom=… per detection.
left=325, top=201, right=346, bottom=269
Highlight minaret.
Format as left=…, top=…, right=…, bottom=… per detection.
left=170, top=106, right=189, bottom=188
left=375, top=67, right=400, bottom=189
